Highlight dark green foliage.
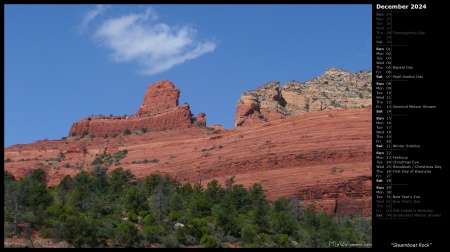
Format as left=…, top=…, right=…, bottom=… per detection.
left=142, top=225, right=164, bottom=243
left=241, top=224, right=258, bottom=243
left=114, top=221, right=141, bottom=247
left=200, top=234, right=222, bottom=248
left=248, top=183, right=270, bottom=232
left=5, top=168, right=371, bottom=248
left=124, top=185, right=147, bottom=213
left=91, top=150, right=128, bottom=166
left=212, top=195, right=239, bottom=237
left=162, top=233, right=179, bottom=248
left=28, top=168, right=48, bottom=185
left=300, top=204, right=340, bottom=248
left=109, top=168, right=135, bottom=193
left=204, top=179, right=225, bottom=205
left=184, top=218, right=210, bottom=240
left=168, top=210, right=182, bottom=221
left=126, top=210, right=138, bottom=222
left=270, top=197, right=298, bottom=236
left=131, top=158, right=158, bottom=164
left=123, top=128, right=132, bottom=135
left=61, top=214, right=101, bottom=248
left=141, top=128, right=148, bottom=133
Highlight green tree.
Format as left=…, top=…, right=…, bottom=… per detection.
left=270, top=197, right=298, bottom=235
left=230, top=184, right=249, bottom=214
left=200, top=234, right=222, bottom=248
left=162, top=233, right=179, bottom=248
left=241, top=224, right=258, bottom=244
left=151, top=181, right=169, bottom=223
left=114, top=221, right=141, bottom=247
left=55, top=175, right=74, bottom=205
left=204, top=179, right=225, bottom=205
left=247, top=183, right=270, bottom=232
left=188, top=194, right=212, bottom=219
left=17, top=171, right=54, bottom=225
left=4, top=171, right=22, bottom=236
left=185, top=218, right=210, bottom=241
left=91, top=166, right=109, bottom=194
left=142, top=225, right=164, bottom=243
left=61, top=214, right=100, bottom=248
left=224, top=176, right=235, bottom=191
left=109, top=168, right=135, bottom=193
left=123, top=185, right=147, bottom=213
left=28, top=168, right=48, bottom=185
left=212, top=193, right=239, bottom=237
left=301, top=204, right=339, bottom=248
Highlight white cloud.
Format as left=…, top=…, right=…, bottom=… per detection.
left=79, top=4, right=110, bottom=33
left=93, top=6, right=216, bottom=75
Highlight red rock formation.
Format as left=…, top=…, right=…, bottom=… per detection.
left=196, top=112, right=207, bottom=125
left=68, top=105, right=192, bottom=137
left=68, top=80, right=193, bottom=137
left=5, top=107, right=372, bottom=218
left=208, top=124, right=226, bottom=131
left=136, top=80, right=180, bottom=115
left=235, top=68, right=372, bottom=127
left=5, top=71, right=372, bottom=218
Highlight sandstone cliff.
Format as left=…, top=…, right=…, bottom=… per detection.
left=234, top=68, right=372, bottom=127
left=5, top=70, right=372, bottom=218
left=5, top=107, right=371, bottom=218
left=68, top=80, right=206, bottom=137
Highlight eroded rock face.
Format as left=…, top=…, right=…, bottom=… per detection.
left=68, top=105, right=193, bottom=137
left=234, top=68, right=372, bottom=127
left=5, top=107, right=372, bottom=218
left=5, top=70, right=372, bottom=218
left=196, top=112, right=207, bottom=125
left=234, top=81, right=289, bottom=127
left=68, top=80, right=193, bottom=137
left=136, top=80, right=180, bottom=115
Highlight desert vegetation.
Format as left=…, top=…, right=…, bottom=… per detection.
left=4, top=168, right=371, bottom=248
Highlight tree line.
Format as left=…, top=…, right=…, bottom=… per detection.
left=4, top=167, right=371, bottom=248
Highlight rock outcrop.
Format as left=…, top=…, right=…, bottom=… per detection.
left=5, top=107, right=372, bottom=218
left=68, top=80, right=205, bottom=137
left=5, top=69, right=372, bottom=218
left=136, top=80, right=180, bottom=115
left=196, top=112, right=207, bottom=125
left=234, top=68, right=372, bottom=127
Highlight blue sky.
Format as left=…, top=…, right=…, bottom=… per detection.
left=4, top=4, right=372, bottom=148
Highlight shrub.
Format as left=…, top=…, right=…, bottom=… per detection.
left=124, top=129, right=132, bottom=136
left=141, top=128, right=148, bottom=133
left=162, top=233, right=179, bottom=248
left=200, top=234, right=222, bottom=248
left=168, top=210, right=182, bottom=221
left=126, top=210, right=138, bottom=222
